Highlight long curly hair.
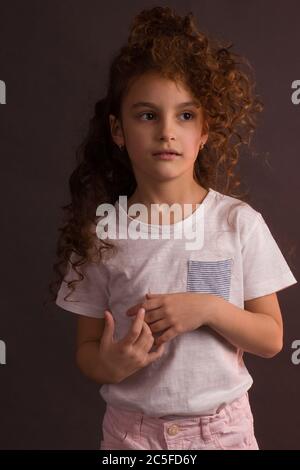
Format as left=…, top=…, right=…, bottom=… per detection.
left=45, top=6, right=264, bottom=306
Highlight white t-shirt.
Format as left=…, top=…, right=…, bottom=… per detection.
left=56, top=188, right=297, bottom=417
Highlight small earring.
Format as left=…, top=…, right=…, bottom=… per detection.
left=201, top=142, right=205, bottom=150
left=119, top=144, right=124, bottom=152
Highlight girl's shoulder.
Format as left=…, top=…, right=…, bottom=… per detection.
left=210, top=188, right=262, bottom=233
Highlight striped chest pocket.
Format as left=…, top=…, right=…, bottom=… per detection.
left=187, top=258, right=232, bottom=301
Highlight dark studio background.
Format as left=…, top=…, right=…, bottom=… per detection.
left=0, top=0, right=299, bottom=450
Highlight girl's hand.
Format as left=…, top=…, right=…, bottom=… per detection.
left=99, top=308, right=166, bottom=383
left=126, top=292, right=217, bottom=347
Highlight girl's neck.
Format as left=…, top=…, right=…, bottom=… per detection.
left=128, top=183, right=208, bottom=206
left=127, top=184, right=209, bottom=225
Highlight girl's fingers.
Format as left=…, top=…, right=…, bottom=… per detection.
left=147, top=342, right=165, bottom=364
left=123, top=308, right=146, bottom=345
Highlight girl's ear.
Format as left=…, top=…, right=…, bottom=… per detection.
left=109, top=114, right=124, bottom=148
left=200, top=108, right=210, bottom=141
left=202, top=118, right=209, bottom=140
left=202, top=133, right=209, bottom=146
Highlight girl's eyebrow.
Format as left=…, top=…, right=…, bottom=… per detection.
left=131, top=101, right=201, bottom=109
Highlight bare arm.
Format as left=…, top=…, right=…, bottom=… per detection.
left=207, top=293, right=283, bottom=358
left=76, top=316, right=119, bottom=384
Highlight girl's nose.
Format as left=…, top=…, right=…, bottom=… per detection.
left=157, top=117, right=177, bottom=138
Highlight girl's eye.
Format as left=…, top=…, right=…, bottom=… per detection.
left=138, top=112, right=195, bottom=121
left=140, top=112, right=154, bottom=120
left=180, top=112, right=195, bottom=121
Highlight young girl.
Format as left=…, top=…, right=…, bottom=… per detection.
left=51, top=6, right=297, bottom=450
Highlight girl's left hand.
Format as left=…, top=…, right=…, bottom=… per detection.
left=126, top=292, right=217, bottom=346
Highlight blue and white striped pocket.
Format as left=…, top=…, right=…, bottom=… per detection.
left=187, top=258, right=232, bottom=301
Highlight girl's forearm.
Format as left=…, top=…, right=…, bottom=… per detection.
left=76, top=341, right=119, bottom=384
left=206, top=297, right=283, bottom=358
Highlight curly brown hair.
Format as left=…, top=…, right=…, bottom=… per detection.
left=45, top=5, right=264, bottom=307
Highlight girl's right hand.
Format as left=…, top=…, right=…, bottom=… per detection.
left=98, top=308, right=165, bottom=383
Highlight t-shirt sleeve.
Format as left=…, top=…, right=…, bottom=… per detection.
left=55, top=251, right=109, bottom=318
left=241, top=212, right=297, bottom=301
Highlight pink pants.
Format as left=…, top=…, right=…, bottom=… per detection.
left=100, top=391, right=259, bottom=450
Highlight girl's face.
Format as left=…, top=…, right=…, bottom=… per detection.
left=109, top=71, right=208, bottom=183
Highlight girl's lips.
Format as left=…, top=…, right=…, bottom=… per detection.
left=153, top=153, right=180, bottom=160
